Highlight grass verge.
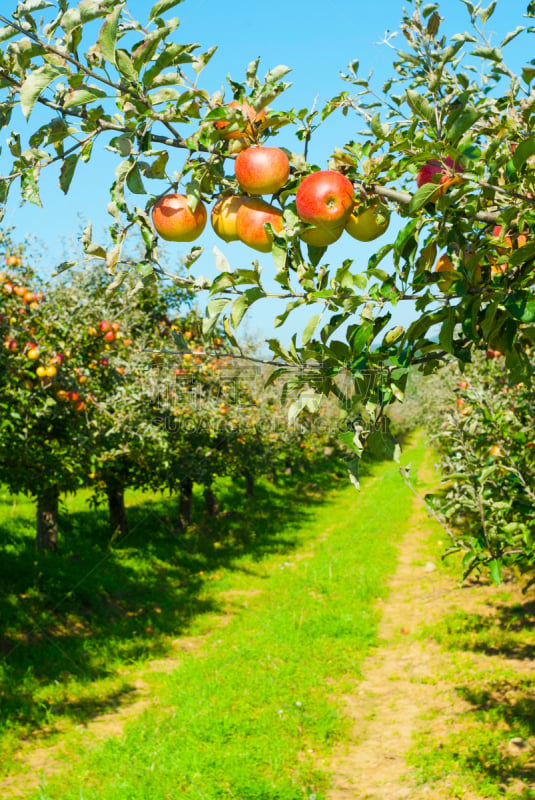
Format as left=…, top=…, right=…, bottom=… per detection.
left=1, top=438, right=426, bottom=799
left=406, top=457, right=535, bottom=799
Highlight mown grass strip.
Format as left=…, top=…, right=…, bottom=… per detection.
left=405, top=450, right=535, bottom=799
left=26, top=437, right=426, bottom=800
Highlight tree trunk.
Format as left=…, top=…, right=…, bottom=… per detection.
left=178, top=477, right=193, bottom=530
left=244, top=470, right=255, bottom=499
left=36, top=484, right=59, bottom=552
left=105, top=476, right=129, bottom=535
left=203, top=485, right=220, bottom=516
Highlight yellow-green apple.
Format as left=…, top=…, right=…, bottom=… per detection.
left=152, top=194, right=207, bottom=242
left=211, top=195, right=249, bottom=242
left=300, top=224, right=344, bottom=247
left=417, top=157, right=465, bottom=196
left=235, top=198, right=284, bottom=253
left=345, top=202, right=390, bottom=241
left=235, top=146, right=290, bottom=195
left=296, top=171, right=355, bottom=230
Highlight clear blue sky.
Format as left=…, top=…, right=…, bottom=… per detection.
left=1, top=0, right=532, bottom=344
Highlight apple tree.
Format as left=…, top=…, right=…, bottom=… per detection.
left=0, top=0, right=533, bottom=495
left=418, top=350, right=535, bottom=583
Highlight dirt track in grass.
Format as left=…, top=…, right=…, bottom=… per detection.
left=322, top=449, right=535, bottom=800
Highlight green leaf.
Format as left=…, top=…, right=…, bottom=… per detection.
left=205, top=297, right=231, bottom=319
left=471, top=45, right=503, bottom=62
left=62, top=85, right=107, bottom=108
left=408, top=182, right=440, bottom=213
left=98, top=3, right=124, bottom=65
left=366, top=429, right=399, bottom=461
left=213, top=246, right=231, bottom=273
left=16, top=0, right=54, bottom=12
left=20, top=65, right=64, bottom=120
left=509, top=240, right=535, bottom=266
left=489, top=558, right=502, bottom=585
left=265, top=64, right=292, bottom=83
left=512, top=137, right=535, bottom=170
left=302, top=313, right=321, bottom=346
left=0, top=26, right=19, bottom=44
left=406, top=89, right=435, bottom=125
left=346, top=456, right=360, bottom=490
left=149, top=0, right=183, bottom=20
left=501, top=26, right=525, bottom=47
left=445, top=107, right=481, bottom=145
left=438, top=307, right=456, bottom=354
left=59, top=153, right=78, bottom=194
left=504, top=294, right=535, bottom=323
left=230, top=288, right=263, bottom=330
left=149, top=87, right=183, bottom=104
left=370, top=113, right=389, bottom=139
left=126, top=164, right=145, bottom=194
left=116, top=49, right=138, bottom=83
left=479, top=1, right=497, bottom=23
left=192, top=45, right=217, bottom=76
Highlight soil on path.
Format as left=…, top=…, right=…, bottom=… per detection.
left=323, top=450, right=534, bottom=800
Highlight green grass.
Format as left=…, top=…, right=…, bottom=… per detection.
left=0, top=438, right=426, bottom=799
left=407, top=500, right=535, bottom=799
left=0, top=462, right=340, bottom=761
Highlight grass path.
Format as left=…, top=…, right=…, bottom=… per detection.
left=2, top=439, right=425, bottom=800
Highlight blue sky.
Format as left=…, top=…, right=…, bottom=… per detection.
left=1, top=0, right=533, bottom=345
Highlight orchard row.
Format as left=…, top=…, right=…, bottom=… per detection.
left=0, top=243, right=342, bottom=552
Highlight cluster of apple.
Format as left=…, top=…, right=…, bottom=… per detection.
left=150, top=100, right=393, bottom=254
left=88, top=319, right=126, bottom=343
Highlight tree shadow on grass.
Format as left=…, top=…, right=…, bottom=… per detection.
left=425, top=599, right=535, bottom=797
left=433, top=600, right=535, bottom=661
left=452, top=678, right=535, bottom=794
left=0, top=456, right=356, bottom=748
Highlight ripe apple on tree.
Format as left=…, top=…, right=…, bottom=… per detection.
left=345, top=202, right=390, bottom=242
left=300, top=223, right=345, bottom=247
left=434, top=253, right=455, bottom=291
left=211, top=195, right=249, bottom=242
left=152, top=193, right=207, bottom=242
left=296, top=170, right=355, bottom=230
left=234, top=146, right=290, bottom=196
left=235, top=198, right=284, bottom=253
left=417, top=157, right=465, bottom=197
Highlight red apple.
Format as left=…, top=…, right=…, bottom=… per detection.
left=151, top=194, right=207, bottom=242
left=417, top=157, right=465, bottom=196
left=296, top=171, right=355, bottom=230
left=98, top=320, right=112, bottom=332
left=104, top=330, right=115, bottom=342
left=235, top=198, right=284, bottom=253
left=235, top=146, right=290, bottom=195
